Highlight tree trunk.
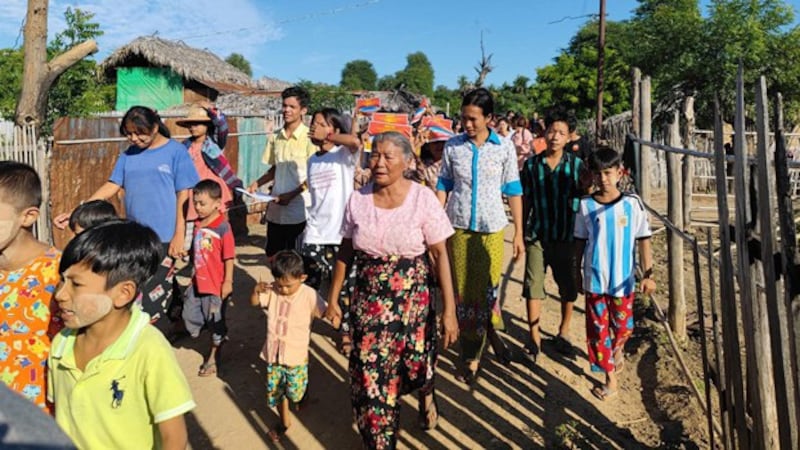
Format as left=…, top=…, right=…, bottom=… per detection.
left=15, top=0, right=98, bottom=128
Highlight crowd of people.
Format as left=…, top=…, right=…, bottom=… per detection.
left=0, top=84, right=655, bottom=450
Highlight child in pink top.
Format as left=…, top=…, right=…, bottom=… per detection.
left=250, top=250, right=326, bottom=443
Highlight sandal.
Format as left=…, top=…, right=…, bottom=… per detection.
left=198, top=361, right=217, bottom=377
left=267, top=424, right=288, bottom=442
left=418, top=391, right=439, bottom=431
left=456, top=364, right=478, bottom=385
left=591, top=384, right=618, bottom=401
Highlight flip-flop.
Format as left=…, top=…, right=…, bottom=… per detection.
left=456, top=366, right=478, bottom=385
left=591, top=385, right=618, bottom=401
left=198, top=362, right=217, bottom=377
left=268, top=425, right=288, bottom=442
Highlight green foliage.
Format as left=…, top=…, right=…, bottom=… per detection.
left=0, top=49, right=23, bottom=119
left=340, top=59, right=377, bottom=91
left=0, top=8, right=114, bottom=128
left=628, top=0, right=800, bottom=124
left=297, top=80, right=354, bottom=114
left=377, top=73, right=398, bottom=91
left=225, top=53, right=253, bottom=77
left=394, top=52, right=435, bottom=97
left=42, top=7, right=114, bottom=132
left=432, top=84, right=462, bottom=116
left=530, top=19, right=632, bottom=120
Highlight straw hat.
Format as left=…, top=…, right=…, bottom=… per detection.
left=176, top=105, right=212, bottom=126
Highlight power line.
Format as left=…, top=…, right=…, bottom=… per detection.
left=173, top=0, right=381, bottom=41
left=548, top=13, right=598, bottom=25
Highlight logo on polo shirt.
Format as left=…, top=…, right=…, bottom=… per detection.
left=111, top=376, right=126, bottom=408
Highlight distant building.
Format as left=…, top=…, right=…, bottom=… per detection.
left=100, top=36, right=290, bottom=112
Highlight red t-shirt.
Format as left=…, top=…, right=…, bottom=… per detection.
left=192, top=215, right=235, bottom=296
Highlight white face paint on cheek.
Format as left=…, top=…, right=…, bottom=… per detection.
left=65, top=293, right=114, bottom=328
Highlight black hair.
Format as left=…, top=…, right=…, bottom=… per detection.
left=589, top=146, right=622, bottom=171
left=271, top=250, right=306, bottom=279
left=282, top=86, right=311, bottom=109
left=193, top=179, right=223, bottom=200
left=544, top=106, right=575, bottom=131
left=0, top=161, right=41, bottom=210
left=119, top=106, right=171, bottom=138
left=312, top=108, right=350, bottom=134
left=69, top=200, right=118, bottom=233
left=59, top=220, right=162, bottom=293
left=461, top=87, right=494, bottom=117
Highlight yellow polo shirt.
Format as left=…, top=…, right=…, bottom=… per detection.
left=261, top=122, right=317, bottom=225
left=47, top=307, right=195, bottom=450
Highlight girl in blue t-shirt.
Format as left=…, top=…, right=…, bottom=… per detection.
left=55, top=106, right=200, bottom=334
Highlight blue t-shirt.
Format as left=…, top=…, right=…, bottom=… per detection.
left=110, top=139, right=199, bottom=242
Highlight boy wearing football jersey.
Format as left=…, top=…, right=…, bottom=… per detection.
left=574, top=147, right=655, bottom=401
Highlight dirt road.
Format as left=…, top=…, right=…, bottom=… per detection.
left=174, top=224, right=695, bottom=449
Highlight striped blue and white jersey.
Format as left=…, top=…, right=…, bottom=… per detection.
left=574, top=193, right=652, bottom=296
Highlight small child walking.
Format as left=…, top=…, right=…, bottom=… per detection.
left=182, top=179, right=235, bottom=377
left=574, top=147, right=656, bottom=400
left=250, top=250, right=326, bottom=442
left=0, top=162, right=62, bottom=410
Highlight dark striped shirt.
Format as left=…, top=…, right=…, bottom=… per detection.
left=521, top=151, right=584, bottom=242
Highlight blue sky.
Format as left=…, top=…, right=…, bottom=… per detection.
left=1, top=1, right=799, bottom=88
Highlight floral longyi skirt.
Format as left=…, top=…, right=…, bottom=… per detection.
left=349, top=251, right=437, bottom=450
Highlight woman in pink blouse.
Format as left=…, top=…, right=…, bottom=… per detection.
left=325, top=132, right=459, bottom=449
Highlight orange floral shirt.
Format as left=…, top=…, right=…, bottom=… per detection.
left=0, top=247, right=62, bottom=409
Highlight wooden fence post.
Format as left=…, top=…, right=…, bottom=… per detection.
left=640, top=76, right=652, bottom=204
left=714, top=96, right=749, bottom=449
left=682, top=97, right=695, bottom=227
left=667, top=109, right=686, bottom=340
left=632, top=68, right=641, bottom=139
left=773, top=91, right=800, bottom=450
left=752, top=75, right=787, bottom=449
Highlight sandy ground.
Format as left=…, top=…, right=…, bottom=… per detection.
left=172, top=224, right=678, bottom=449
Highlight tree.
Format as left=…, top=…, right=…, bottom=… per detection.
left=0, top=49, right=24, bottom=119
left=432, top=84, right=461, bottom=116
left=530, top=19, right=632, bottom=120
left=297, top=80, right=353, bottom=113
left=225, top=53, right=252, bottom=77
left=394, top=52, right=434, bottom=97
left=377, top=74, right=399, bottom=91
left=340, top=59, right=377, bottom=91
left=628, top=0, right=800, bottom=124
left=15, top=0, right=98, bottom=128
left=45, top=7, right=113, bottom=128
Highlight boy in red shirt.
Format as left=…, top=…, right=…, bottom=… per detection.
left=182, top=179, right=235, bottom=376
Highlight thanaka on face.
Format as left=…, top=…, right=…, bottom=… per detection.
left=55, top=263, right=127, bottom=329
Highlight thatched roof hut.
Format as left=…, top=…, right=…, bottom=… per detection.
left=101, top=36, right=290, bottom=112
left=101, top=36, right=253, bottom=87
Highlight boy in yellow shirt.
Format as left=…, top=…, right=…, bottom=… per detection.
left=48, top=220, right=195, bottom=449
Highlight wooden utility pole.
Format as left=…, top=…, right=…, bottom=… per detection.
left=15, top=0, right=98, bottom=128
left=595, top=0, right=606, bottom=145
